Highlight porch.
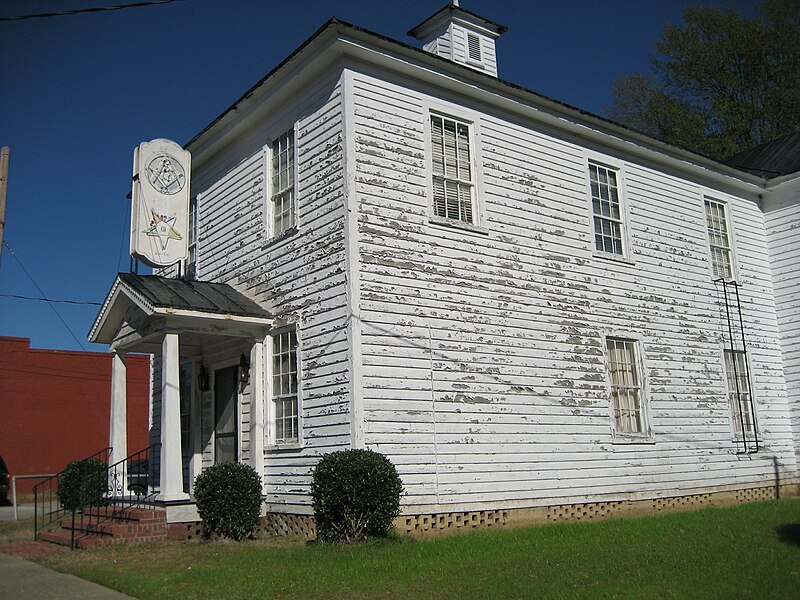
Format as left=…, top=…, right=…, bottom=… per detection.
left=89, top=273, right=273, bottom=512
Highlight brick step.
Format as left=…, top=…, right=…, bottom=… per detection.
left=38, top=530, right=110, bottom=549
left=83, top=506, right=166, bottom=522
left=37, top=506, right=168, bottom=549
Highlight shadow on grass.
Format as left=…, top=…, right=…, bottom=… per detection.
left=776, top=523, right=800, bottom=547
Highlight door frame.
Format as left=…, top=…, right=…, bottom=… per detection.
left=211, top=358, right=241, bottom=464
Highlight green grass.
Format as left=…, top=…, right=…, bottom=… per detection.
left=0, top=515, right=36, bottom=543
left=32, top=499, right=800, bottom=599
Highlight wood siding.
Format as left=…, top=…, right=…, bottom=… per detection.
left=765, top=189, right=800, bottom=466
left=350, top=68, right=797, bottom=514
left=185, top=70, right=351, bottom=513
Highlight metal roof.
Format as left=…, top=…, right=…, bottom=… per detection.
left=118, top=273, right=270, bottom=319
left=724, top=133, right=800, bottom=179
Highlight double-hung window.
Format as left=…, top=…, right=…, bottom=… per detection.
left=271, top=129, right=295, bottom=237
left=589, top=161, right=625, bottom=256
left=704, top=198, right=733, bottom=280
left=606, top=337, right=646, bottom=435
left=723, top=350, right=755, bottom=436
left=271, top=329, right=299, bottom=444
left=186, top=195, right=197, bottom=280
left=431, top=114, right=474, bottom=224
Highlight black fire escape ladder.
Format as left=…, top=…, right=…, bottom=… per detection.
left=718, top=279, right=759, bottom=454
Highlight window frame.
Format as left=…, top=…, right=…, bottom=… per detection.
left=267, top=326, right=301, bottom=447
left=266, top=126, right=298, bottom=241
left=585, top=158, right=632, bottom=261
left=603, top=334, right=652, bottom=441
left=722, top=349, right=757, bottom=438
left=703, top=196, right=736, bottom=282
left=426, top=108, right=486, bottom=233
left=185, top=194, right=198, bottom=280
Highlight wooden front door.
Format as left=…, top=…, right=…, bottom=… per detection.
left=214, top=366, right=238, bottom=464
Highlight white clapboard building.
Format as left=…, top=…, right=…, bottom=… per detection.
left=91, top=4, right=800, bottom=534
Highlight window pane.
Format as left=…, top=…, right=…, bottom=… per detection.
left=272, top=329, right=299, bottom=443
left=589, top=162, right=624, bottom=256
left=431, top=115, right=474, bottom=224
left=607, top=338, right=644, bottom=434
left=271, top=130, right=295, bottom=236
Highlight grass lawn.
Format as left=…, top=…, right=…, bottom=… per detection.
left=26, top=499, right=800, bottom=599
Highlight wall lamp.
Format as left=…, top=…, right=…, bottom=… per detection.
left=239, top=353, right=250, bottom=385
left=198, top=363, right=209, bottom=392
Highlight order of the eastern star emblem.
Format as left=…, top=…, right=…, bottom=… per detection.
left=143, top=209, right=182, bottom=250
left=145, top=153, right=186, bottom=195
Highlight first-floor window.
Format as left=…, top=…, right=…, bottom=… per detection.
left=272, top=329, right=299, bottom=443
left=724, top=350, right=755, bottom=435
left=606, top=337, right=645, bottom=434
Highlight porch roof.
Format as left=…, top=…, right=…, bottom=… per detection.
left=89, top=273, right=272, bottom=352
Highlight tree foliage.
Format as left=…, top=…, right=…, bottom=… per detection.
left=609, top=0, right=800, bottom=160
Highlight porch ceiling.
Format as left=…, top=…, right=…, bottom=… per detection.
left=89, top=273, right=272, bottom=353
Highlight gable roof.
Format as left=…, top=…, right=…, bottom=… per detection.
left=89, top=273, right=271, bottom=346
left=185, top=16, right=768, bottom=194
left=724, top=133, right=800, bottom=179
left=115, top=273, right=270, bottom=318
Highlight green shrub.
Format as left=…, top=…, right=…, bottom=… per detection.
left=311, top=449, right=403, bottom=543
left=193, top=462, right=263, bottom=541
left=57, top=458, right=107, bottom=512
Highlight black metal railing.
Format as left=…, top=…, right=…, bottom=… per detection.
left=33, top=447, right=111, bottom=540
left=34, top=444, right=162, bottom=546
left=105, top=444, right=161, bottom=511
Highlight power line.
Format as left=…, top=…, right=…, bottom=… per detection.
left=1, top=241, right=88, bottom=350
left=0, top=0, right=180, bottom=22
left=0, top=292, right=101, bottom=306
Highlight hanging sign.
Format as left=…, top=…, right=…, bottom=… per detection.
left=130, top=138, right=191, bottom=268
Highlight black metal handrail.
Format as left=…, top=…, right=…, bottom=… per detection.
left=104, top=443, right=161, bottom=512
left=33, top=447, right=111, bottom=540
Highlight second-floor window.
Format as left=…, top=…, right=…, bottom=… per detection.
left=704, top=198, right=733, bottom=280
left=271, top=129, right=295, bottom=237
left=431, top=114, right=474, bottom=224
left=186, top=195, right=197, bottom=280
left=589, top=161, right=625, bottom=256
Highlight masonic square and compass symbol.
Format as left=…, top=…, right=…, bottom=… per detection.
left=145, top=153, right=186, bottom=195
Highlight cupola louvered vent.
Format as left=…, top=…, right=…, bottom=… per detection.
left=408, top=3, right=507, bottom=77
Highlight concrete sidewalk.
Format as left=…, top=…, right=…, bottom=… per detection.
left=0, top=551, right=137, bottom=599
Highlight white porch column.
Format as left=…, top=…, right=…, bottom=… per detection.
left=160, top=333, right=184, bottom=501
left=109, top=350, right=128, bottom=464
left=249, top=341, right=266, bottom=483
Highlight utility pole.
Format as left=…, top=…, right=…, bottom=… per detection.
left=0, top=146, right=8, bottom=259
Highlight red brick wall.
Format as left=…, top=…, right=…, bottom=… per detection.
left=0, top=337, right=150, bottom=495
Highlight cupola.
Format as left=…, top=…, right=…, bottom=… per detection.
left=408, top=2, right=507, bottom=77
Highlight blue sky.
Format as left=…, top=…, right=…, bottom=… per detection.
left=0, top=0, right=756, bottom=351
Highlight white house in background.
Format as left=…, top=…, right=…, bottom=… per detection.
left=90, top=3, right=800, bottom=534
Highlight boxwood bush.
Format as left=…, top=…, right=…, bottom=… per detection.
left=311, top=449, right=403, bottom=543
left=193, top=462, right=263, bottom=541
left=57, top=458, right=107, bottom=512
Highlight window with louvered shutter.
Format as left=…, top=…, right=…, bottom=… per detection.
left=606, top=337, right=647, bottom=435
left=431, top=114, right=474, bottom=223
